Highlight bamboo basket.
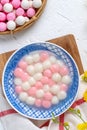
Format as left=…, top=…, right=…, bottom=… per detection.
left=0, top=0, right=47, bottom=35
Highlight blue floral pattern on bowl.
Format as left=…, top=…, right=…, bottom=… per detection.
left=2, top=42, right=79, bottom=120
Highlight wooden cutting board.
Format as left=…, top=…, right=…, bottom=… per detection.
left=0, top=34, right=84, bottom=84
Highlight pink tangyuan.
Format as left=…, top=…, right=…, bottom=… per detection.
left=1, top=0, right=9, bottom=5
left=41, top=76, right=49, bottom=84
left=14, top=67, right=23, bottom=77
left=18, top=60, right=28, bottom=70
left=16, top=8, right=25, bottom=16
left=20, top=72, right=29, bottom=82
left=42, top=100, right=51, bottom=108
left=27, top=7, right=36, bottom=18
left=7, top=12, right=16, bottom=21
left=43, top=69, right=52, bottom=78
left=35, top=99, right=42, bottom=107
left=35, top=81, right=43, bottom=89
left=15, top=86, right=22, bottom=94
left=48, top=79, right=55, bottom=86
left=44, top=92, right=53, bottom=100
left=0, top=22, right=7, bottom=32
left=0, top=12, right=6, bottom=22
left=28, top=87, right=37, bottom=97
left=0, top=3, right=3, bottom=11
left=40, top=51, right=49, bottom=62
left=50, top=64, right=60, bottom=73
left=11, top=0, right=21, bottom=9
left=60, top=84, right=68, bottom=91
left=59, top=66, right=69, bottom=76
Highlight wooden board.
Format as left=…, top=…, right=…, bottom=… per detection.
left=0, top=34, right=84, bottom=84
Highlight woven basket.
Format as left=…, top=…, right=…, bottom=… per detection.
left=0, top=0, right=47, bottom=35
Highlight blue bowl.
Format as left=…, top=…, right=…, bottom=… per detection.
left=2, top=42, right=79, bottom=120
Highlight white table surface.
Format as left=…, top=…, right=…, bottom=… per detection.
left=0, top=0, right=87, bottom=71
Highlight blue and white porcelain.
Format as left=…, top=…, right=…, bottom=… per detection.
left=2, top=42, right=79, bottom=120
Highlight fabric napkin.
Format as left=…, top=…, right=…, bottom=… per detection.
left=0, top=87, right=47, bottom=130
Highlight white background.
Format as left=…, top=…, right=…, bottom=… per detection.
left=0, top=0, right=87, bottom=70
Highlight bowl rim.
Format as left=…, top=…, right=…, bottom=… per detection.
left=2, top=41, right=80, bottom=120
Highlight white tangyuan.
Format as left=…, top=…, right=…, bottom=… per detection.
left=33, top=73, right=43, bottom=81
left=32, top=0, right=42, bottom=8
left=56, top=60, right=64, bottom=67
left=43, top=85, right=50, bottom=92
left=26, top=96, right=35, bottom=105
left=36, top=89, right=44, bottom=98
left=50, top=85, right=60, bottom=95
left=28, top=77, right=36, bottom=86
left=24, top=55, right=33, bottom=64
left=14, top=78, right=22, bottom=85
left=52, top=73, right=61, bottom=82
left=26, top=65, right=35, bottom=76
left=43, top=60, right=51, bottom=70
left=34, top=63, right=43, bottom=73
left=51, top=96, right=59, bottom=104
left=22, top=81, right=30, bottom=90
left=25, top=17, right=30, bottom=22
left=62, top=75, right=71, bottom=84
left=16, top=16, right=25, bottom=25
left=32, top=53, right=40, bottom=63
left=21, top=0, right=32, bottom=9
left=3, top=3, right=13, bottom=13
left=49, top=55, right=57, bottom=64
left=58, top=91, right=67, bottom=100
left=19, top=92, right=28, bottom=102
left=7, top=20, right=16, bottom=30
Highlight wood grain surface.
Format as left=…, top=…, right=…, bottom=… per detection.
left=0, top=34, right=84, bottom=84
